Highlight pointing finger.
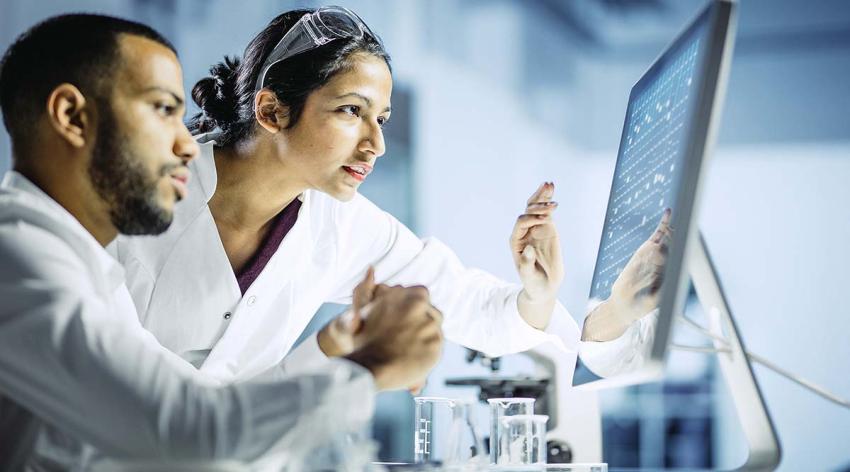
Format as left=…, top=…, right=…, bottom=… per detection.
left=650, top=209, right=673, bottom=243
left=526, top=182, right=547, bottom=206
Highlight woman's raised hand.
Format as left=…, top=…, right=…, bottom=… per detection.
left=510, top=182, right=564, bottom=304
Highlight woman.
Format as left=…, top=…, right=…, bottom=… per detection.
left=111, top=7, right=665, bottom=383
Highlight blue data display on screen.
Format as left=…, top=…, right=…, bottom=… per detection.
left=590, top=23, right=707, bottom=302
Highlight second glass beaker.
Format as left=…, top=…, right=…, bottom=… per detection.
left=486, top=397, right=535, bottom=464
left=444, top=400, right=487, bottom=467
left=496, top=414, right=549, bottom=465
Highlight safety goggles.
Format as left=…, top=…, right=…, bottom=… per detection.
left=254, top=6, right=378, bottom=93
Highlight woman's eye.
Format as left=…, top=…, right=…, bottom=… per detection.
left=155, top=103, right=177, bottom=116
left=377, top=116, right=389, bottom=128
left=339, top=105, right=360, bottom=117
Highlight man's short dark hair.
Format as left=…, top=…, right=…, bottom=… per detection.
left=0, top=14, right=176, bottom=154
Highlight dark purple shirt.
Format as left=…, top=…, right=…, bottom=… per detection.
left=235, top=198, right=302, bottom=294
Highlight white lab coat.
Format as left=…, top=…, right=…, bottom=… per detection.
left=111, top=135, right=581, bottom=382
left=0, top=172, right=376, bottom=469
left=577, top=301, right=659, bottom=378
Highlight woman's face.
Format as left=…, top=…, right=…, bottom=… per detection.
left=278, top=53, right=392, bottom=201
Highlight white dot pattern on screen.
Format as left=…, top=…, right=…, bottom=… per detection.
left=592, top=38, right=701, bottom=299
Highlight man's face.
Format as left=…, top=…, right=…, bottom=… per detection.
left=88, top=34, right=198, bottom=235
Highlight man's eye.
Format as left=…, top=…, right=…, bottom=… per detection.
left=377, top=116, right=390, bottom=128
left=339, top=105, right=360, bottom=117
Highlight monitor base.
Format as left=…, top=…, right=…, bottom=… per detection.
left=687, top=232, right=781, bottom=471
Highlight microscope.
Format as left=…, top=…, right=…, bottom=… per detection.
left=445, top=321, right=603, bottom=463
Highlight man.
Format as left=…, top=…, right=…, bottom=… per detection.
left=0, top=13, right=442, bottom=469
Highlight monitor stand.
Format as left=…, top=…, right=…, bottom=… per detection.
left=681, top=231, right=781, bottom=471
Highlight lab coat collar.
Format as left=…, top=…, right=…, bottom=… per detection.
left=192, top=132, right=219, bottom=205
left=0, top=171, right=125, bottom=293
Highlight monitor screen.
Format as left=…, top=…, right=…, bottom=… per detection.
left=573, top=1, right=735, bottom=387
left=590, top=29, right=704, bottom=304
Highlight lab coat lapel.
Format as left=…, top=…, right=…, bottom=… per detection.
left=200, top=192, right=313, bottom=380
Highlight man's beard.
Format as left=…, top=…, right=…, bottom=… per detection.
left=88, top=106, right=176, bottom=235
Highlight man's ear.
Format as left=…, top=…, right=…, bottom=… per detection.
left=45, top=83, right=92, bottom=149
left=254, top=89, right=290, bottom=133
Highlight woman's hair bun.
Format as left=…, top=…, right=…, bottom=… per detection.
left=190, top=56, right=241, bottom=132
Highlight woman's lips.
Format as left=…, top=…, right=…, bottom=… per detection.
left=342, top=164, right=372, bottom=182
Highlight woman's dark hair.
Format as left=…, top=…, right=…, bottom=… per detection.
left=189, top=9, right=390, bottom=147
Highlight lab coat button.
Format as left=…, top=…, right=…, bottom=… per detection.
left=247, top=296, right=257, bottom=306
left=223, top=312, right=232, bottom=320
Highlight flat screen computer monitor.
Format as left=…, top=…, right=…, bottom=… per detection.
left=573, top=0, right=736, bottom=388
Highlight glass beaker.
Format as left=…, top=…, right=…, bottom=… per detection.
left=486, top=397, right=535, bottom=464
left=414, top=397, right=486, bottom=466
left=444, top=400, right=487, bottom=467
left=414, top=397, right=454, bottom=463
left=496, top=414, right=548, bottom=465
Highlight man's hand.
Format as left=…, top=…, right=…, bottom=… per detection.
left=344, top=285, right=444, bottom=391
left=318, top=267, right=377, bottom=357
left=509, top=182, right=564, bottom=329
